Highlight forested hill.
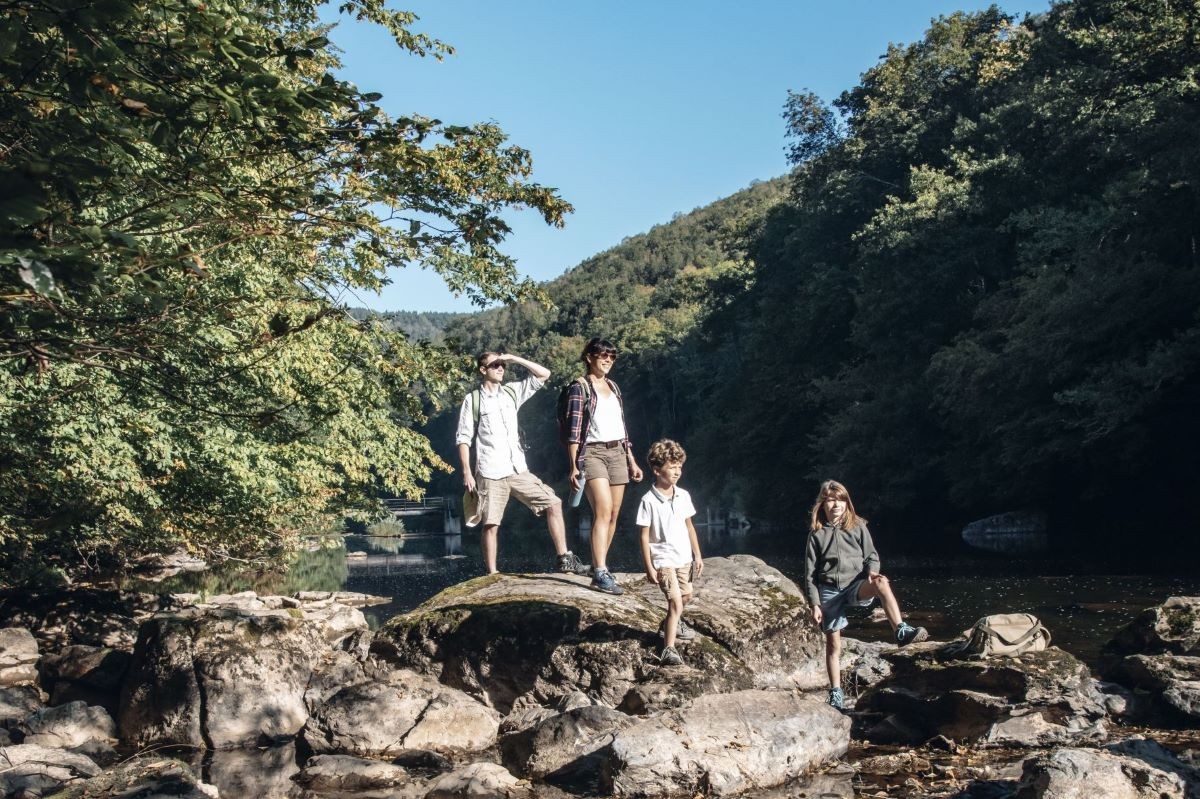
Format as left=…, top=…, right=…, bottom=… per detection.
left=346, top=310, right=468, bottom=343
left=431, top=177, right=788, bottom=497
left=442, top=1, right=1200, bottom=560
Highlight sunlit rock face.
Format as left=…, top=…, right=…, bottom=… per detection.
left=856, top=643, right=1108, bottom=747
left=371, top=555, right=824, bottom=715
left=603, top=690, right=850, bottom=798
left=1101, top=596, right=1200, bottom=726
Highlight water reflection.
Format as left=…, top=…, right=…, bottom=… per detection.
left=137, top=502, right=1200, bottom=670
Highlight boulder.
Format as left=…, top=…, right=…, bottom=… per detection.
left=0, top=627, right=39, bottom=687
left=303, top=648, right=391, bottom=714
left=118, top=608, right=327, bottom=748
left=0, top=684, right=44, bottom=726
left=40, top=645, right=131, bottom=713
left=856, top=644, right=1107, bottom=747
left=425, top=762, right=530, bottom=799
left=840, top=637, right=894, bottom=693
left=1016, top=747, right=1187, bottom=798
left=15, top=700, right=116, bottom=748
left=1102, top=597, right=1200, bottom=725
left=602, top=689, right=849, bottom=798
left=1106, top=737, right=1200, bottom=796
left=500, top=705, right=637, bottom=781
left=51, top=755, right=217, bottom=799
left=630, top=555, right=825, bottom=689
left=0, top=744, right=101, bottom=797
left=296, top=754, right=412, bottom=792
left=372, top=556, right=818, bottom=714
left=302, top=669, right=500, bottom=756
left=0, top=589, right=175, bottom=650
left=1106, top=654, right=1200, bottom=724
left=1102, top=596, right=1200, bottom=660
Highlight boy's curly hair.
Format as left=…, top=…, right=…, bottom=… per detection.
left=646, top=438, right=686, bottom=469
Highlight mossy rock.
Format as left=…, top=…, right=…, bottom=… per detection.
left=373, top=558, right=810, bottom=714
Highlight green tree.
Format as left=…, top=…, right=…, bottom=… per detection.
left=0, top=0, right=569, bottom=581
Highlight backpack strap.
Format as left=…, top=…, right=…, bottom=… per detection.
left=470, top=385, right=519, bottom=439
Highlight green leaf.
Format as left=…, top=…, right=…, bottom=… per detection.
left=16, top=257, right=62, bottom=298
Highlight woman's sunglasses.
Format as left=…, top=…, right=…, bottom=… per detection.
left=592, top=350, right=617, bottom=361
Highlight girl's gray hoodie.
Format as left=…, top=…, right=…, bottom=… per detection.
left=802, top=522, right=880, bottom=607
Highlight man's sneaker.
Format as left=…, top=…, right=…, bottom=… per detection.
left=828, top=687, right=845, bottom=710
left=658, top=617, right=697, bottom=641
left=896, top=622, right=929, bottom=646
left=590, top=568, right=623, bottom=595
left=556, top=551, right=590, bottom=575
left=659, top=645, right=684, bottom=666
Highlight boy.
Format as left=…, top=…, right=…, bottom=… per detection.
left=637, top=439, right=704, bottom=666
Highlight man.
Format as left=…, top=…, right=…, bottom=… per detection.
left=456, top=351, right=589, bottom=575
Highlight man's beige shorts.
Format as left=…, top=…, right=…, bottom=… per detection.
left=657, top=565, right=695, bottom=601
left=477, top=471, right=561, bottom=527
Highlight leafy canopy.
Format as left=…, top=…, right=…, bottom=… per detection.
left=0, top=0, right=570, bottom=580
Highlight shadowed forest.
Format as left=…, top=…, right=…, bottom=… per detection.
left=2, top=0, right=1198, bottom=582
left=432, top=4, right=1200, bottom=559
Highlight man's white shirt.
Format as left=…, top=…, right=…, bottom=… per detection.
left=455, top=377, right=543, bottom=479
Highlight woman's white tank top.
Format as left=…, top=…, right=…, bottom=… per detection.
left=586, top=389, right=626, bottom=443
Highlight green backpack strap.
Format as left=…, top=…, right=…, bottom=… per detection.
left=470, top=385, right=519, bottom=435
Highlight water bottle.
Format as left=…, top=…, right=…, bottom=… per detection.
left=570, top=474, right=586, bottom=508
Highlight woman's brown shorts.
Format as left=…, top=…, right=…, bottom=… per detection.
left=582, top=443, right=629, bottom=485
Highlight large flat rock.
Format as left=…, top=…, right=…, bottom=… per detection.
left=371, top=555, right=821, bottom=715
left=602, top=689, right=849, bottom=798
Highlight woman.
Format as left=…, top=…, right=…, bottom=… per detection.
left=564, top=337, right=643, bottom=594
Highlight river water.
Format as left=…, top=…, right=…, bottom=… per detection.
left=162, top=513, right=1200, bottom=672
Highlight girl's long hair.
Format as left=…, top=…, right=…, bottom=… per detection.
left=809, top=480, right=867, bottom=531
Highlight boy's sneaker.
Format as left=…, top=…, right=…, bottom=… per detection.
left=658, top=618, right=696, bottom=641
left=828, top=687, right=845, bottom=710
left=659, top=645, right=684, bottom=666
left=896, top=622, right=928, bottom=646
left=590, top=568, right=623, bottom=595
left=556, top=551, right=590, bottom=575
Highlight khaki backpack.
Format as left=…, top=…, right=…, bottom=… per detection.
left=947, top=613, right=1051, bottom=659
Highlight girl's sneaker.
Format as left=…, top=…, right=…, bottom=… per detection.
left=896, top=622, right=929, bottom=646
left=828, top=687, right=845, bottom=710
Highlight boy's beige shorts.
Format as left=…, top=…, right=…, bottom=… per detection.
left=657, top=565, right=695, bottom=600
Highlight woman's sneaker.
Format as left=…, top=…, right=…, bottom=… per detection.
left=896, top=622, right=928, bottom=646
left=828, top=687, right=845, bottom=710
left=590, top=568, right=624, bottom=595
left=556, top=551, right=590, bottom=575
left=659, top=645, right=684, bottom=666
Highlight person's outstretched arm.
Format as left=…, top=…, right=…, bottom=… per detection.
left=498, top=353, right=550, bottom=381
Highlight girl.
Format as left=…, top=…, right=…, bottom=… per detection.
left=803, top=479, right=927, bottom=710
left=564, top=337, right=643, bottom=594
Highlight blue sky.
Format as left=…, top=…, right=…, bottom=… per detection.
left=326, top=1, right=1048, bottom=313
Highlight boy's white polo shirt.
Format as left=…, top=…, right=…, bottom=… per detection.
left=636, top=485, right=696, bottom=569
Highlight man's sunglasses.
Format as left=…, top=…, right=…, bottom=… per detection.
left=485, top=361, right=506, bottom=370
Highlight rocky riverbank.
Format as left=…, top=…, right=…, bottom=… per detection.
left=0, top=557, right=1197, bottom=798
